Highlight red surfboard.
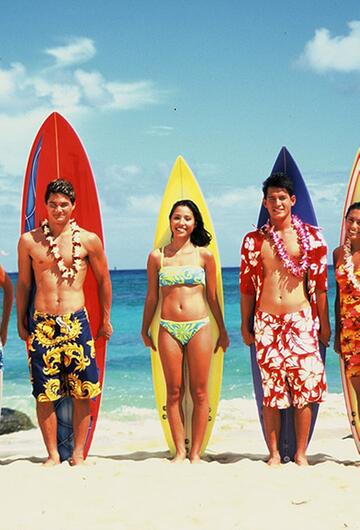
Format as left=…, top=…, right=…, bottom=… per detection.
left=21, top=112, right=106, bottom=460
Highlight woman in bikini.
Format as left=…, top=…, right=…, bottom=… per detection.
left=334, top=202, right=360, bottom=418
left=142, top=199, right=229, bottom=462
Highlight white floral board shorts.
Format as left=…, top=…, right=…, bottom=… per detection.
left=254, top=307, right=327, bottom=409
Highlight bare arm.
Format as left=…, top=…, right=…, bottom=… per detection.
left=16, top=235, right=33, bottom=341
left=86, top=233, right=113, bottom=340
left=204, top=251, right=229, bottom=353
left=312, top=230, right=330, bottom=347
left=0, top=272, right=14, bottom=346
left=333, top=247, right=341, bottom=354
left=316, top=290, right=331, bottom=347
left=240, top=292, right=256, bottom=346
left=141, top=251, right=159, bottom=350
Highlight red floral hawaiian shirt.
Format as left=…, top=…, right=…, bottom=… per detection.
left=240, top=223, right=328, bottom=326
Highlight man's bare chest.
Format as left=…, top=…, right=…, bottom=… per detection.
left=261, top=233, right=301, bottom=269
left=31, top=238, right=86, bottom=267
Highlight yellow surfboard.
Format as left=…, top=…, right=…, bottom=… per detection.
left=340, top=148, right=360, bottom=453
left=150, top=156, right=224, bottom=455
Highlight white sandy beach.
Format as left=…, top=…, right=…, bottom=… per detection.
left=1, top=394, right=359, bottom=530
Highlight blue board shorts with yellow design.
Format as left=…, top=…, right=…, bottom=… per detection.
left=28, top=307, right=101, bottom=402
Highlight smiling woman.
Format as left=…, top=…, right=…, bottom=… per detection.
left=141, top=157, right=229, bottom=463
left=334, top=193, right=360, bottom=453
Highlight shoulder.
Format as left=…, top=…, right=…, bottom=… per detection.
left=304, top=223, right=322, bottom=237
left=333, top=245, right=342, bottom=263
left=243, top=229, right=262, bottom=239
left=149, top=248, right=161, bottom=260
left=79, top=230, right=106, bottom=260
left=147, top=248, right=161, bottom=267
left=18, top=228, right=41, bottom=248
left=197, top=247, right=214, bottom=268
left=79, top=228, right=102, bottom=249
left=304, top=224, right=327, bottom=247
left=198, top=246, right=213, bottom=260
left=241, top=229, right=264, bottom=249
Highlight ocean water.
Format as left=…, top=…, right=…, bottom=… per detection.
left=1, top=267, right=341, bottom=421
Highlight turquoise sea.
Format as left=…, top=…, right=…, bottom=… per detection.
left=1, top=267, right=341, bottom=420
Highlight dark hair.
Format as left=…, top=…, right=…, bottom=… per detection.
left=346, top=202, right=360, bottom=218
left=262, top=172, right=294, bottom=198
left=45, top=179, right=76, bottom=204
left=169, top=199, right=212, bottom=247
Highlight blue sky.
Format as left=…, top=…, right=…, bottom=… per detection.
left=1, top=1, right=360, bottom=270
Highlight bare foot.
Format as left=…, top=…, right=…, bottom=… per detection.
left=43, top=456, right=60, bottom=467
left=190, top=453, right=202, bottom=464
left=69, top=454, right=85, bottom=466
left=267, top=453, right=281, bottom=467
left=171, top=451, right=187, bottom=464
left=294, top=453, right=309, bottom=466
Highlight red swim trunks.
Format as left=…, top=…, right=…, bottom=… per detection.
left=254, top=308, right=327, bottom=409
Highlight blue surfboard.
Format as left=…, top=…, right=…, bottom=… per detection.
left=250, top=146, right=326, bottom=462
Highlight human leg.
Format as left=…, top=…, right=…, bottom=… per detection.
left=262, top=406, right=281, bottom=466
left=36, top=401, right=60, bottom=465
left=254, top=310, right=291, bottom=465
left=28, top=312, right=64, bottom=465
left=284, top=308, right=326, bottom=465
left=186, top=322, right=212, bottom=462
left=158, top=325, right=186, bottom=461
left=294, top=404, right=312, bottom=466
left=60, top=309, right=101, bottom=464
left=350, top=376, right=360, bottom=419
left=70, top=398, right=91, bottom=465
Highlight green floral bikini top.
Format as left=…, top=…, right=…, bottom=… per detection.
left=158, top=247, right=206, bottom=287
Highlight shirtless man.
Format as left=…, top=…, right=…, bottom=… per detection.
left=17, top=179, right=112, bottom=466
left=240, top=172, right=330, bottom=466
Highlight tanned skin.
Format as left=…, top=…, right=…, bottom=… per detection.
left=17, top=191, right=112, bottom=466
left=241, top=187, right=330, bottom=466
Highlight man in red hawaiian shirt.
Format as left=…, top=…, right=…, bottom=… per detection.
left=240, top=172, right=330, bottom=466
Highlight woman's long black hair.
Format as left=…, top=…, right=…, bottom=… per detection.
left=346, top=202, right=360, bottom=218
left=169, top=199, right=212, bottom=247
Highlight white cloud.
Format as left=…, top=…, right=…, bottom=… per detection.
left=119, top=165, right=142, bottom=177
left=0, top=38, right=161, bottom=177
left=74, top=69, right=110, bottom=106
left=0, top=250, right=9, bottom=257
left=208, top=186, right=261, bottom=208
left=146, top=125, right=174, bottom=136
left=0, top=108, right=56, bottom=176
left=0, top=63, right=26, bottom=105
left=75, top=70, right=158, bottom=110
left=45, top=37, right=96, bottom=67
left=107, top=81, right=158, bottom=109
left=308, top=181, right=346, bottom=205
left=0, top=61, right=159, bottom=116
left=32, top=77, right=83, bottom=109
left=298, top=20, right=360, bottom=73
left=127, top=194, right=161, bottom=214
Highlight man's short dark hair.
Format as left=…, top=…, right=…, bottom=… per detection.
left=262, top=172, right=294, bottom=198
left=45, top=179, right=76, bottom=204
